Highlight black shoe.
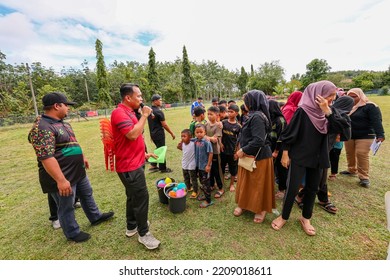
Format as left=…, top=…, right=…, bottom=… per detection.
left=91, top=211, right=115, bottom=226
left=160, top=168, right=173, bottom=173
left=148, top=166, right=159, bottom=173
left=359, top=179, right=370, bottom=188
left=339, top=170, right=357, bottom=176
left=68, top=231, right=91, bottom=243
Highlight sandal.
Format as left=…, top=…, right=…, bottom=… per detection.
left=294, top=196, right=304, bottom=210
left=229, top=185, right=235, bottom=192
left=328, top=174, right=337, bottom=181
left=233, top=207, right=245, bottom=217
left=271, top=216, right=286, bottom=231
left=196, top=194, right=206, bottom=201
left=190, top=191, right=198, bottom=199
left=199, top=201, right=214, bottom=208
left=254, top=211, right=266, bottom=223
left=275, top=191, right=285, bottom=200
left=214, top=190, right=224, bottom=198
left=299, top=217, right=316, bottom=236
left=318, top=201, right=338, bottom=214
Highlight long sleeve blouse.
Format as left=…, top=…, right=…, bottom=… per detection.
left=238, top=112, right=272, bottom=160
left=280, top=108, right=330, bottom=169
left=349, top=104, right=384, bottom=140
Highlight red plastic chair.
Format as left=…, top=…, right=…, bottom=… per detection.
left=99, top=118, right=115, bottom=171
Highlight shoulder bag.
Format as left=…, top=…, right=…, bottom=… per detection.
left=238, top=147, right=262, bottom=172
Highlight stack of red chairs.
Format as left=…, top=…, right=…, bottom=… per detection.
left=99, top=118, right=115, bottom=171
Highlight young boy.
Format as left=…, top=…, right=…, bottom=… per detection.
left=189, top=106, right=207, bottom=137
left=177, top=129, right=199, bottom=198
left=218, top=105, right=228, bottom=122
left=221, top=104, right=241, bottom=192
left=193, top=124, right=213, bottom=208
left=205, top=106, right=224, bottom=198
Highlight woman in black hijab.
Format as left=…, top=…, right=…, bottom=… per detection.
left=234, top=90, right=275, bottom=223
left=268, top=100, right=288, bottom=199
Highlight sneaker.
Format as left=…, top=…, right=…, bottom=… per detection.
left=52, top=219, right=61, bottom=230
left=160, top=168, right=173, bottom=173
left=67, top=231, right=91, bottom=243
left=125, top=221, right=150, bottom=237
left=91, top=211, right=115, bottom=226
left=138, top=231, right=160, bottom=250
left=359, top=179, right=370, bottom=188
left=339, top=170, right=357, bottom=176
left=74, top=201, right=81, bottom=208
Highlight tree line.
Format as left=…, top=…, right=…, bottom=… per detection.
left=1, top=40, right=389, bottom=117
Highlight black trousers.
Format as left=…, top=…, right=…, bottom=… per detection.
left=274, top=152, right=288, bottom=191
left=151, top=136, right=167, bottom=171
left=220, top=153, right=238, bottom=177
left=210, top=154, right=224, bottom=190
left=117, top=167, right=149, bottom=236
left=48, top=193, right=58, bottom=221
left=282, top=161, right=322, bottom=220
left=329, top=148, right=342, bottom=175
left=198, top=170, right=212, bottom=203
left=298, top=168, right=329, bottom=203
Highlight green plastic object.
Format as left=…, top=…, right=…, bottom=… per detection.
left=148, top=146, right=167, bottom=164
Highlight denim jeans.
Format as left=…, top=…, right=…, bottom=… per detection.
left=51, top=176, right=102, bottom=239
left=117, top=167, right=149, bottom=236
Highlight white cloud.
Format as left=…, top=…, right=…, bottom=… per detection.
left=0, top=12, right=37, bottom=50
left=0, top=0, right=389, bottom=78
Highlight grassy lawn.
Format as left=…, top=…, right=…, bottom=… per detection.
left=0, top=96, right=389, bottom=260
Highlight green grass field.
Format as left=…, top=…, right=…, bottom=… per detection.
left=0, top=96, right=389, bottom=260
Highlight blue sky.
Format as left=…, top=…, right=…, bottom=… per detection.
left=0, top=0, right=389, bottom=78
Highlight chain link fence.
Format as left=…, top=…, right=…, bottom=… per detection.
left=0, top=103, right=191, bottom=127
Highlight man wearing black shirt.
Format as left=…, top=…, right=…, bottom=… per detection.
left=28, top=92, right=114, bottom=243
left=148, top=94, right=175, bottom=173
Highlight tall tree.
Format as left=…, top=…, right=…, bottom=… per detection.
left=237, top=66, right=248, bottom=94
left=248, top=61, right=285, bottom=95
left=301, top=58, right=331, bottom=87
left=147, top=47, right=159, bottom=99
left=95, top=39, right=111, bottom=107
left=181, top=46, right=196, bottom=101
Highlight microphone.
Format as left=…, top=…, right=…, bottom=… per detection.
left=140, top=103, right=154, bottom=117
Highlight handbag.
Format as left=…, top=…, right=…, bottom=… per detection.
left=238, top=147, right=262, bottom=172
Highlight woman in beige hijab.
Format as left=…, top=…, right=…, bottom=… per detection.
left=340, top=88, right=385, bottom=187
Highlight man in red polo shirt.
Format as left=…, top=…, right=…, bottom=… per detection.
left=111, top=83, right=160, bottom=250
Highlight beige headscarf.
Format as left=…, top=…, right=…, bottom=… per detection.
left=347, top=88, right=377, bottom=115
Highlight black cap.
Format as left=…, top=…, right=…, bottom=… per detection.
left=42, top=92, right=76, bottom=106
left=151, top=94, right=162, bottom=102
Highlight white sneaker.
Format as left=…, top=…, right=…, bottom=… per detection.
left=138, top=232, right=160, bottom=250
left=125, top=221, right=150, bottom=237
left=52, top=219, right=61, bottom=230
